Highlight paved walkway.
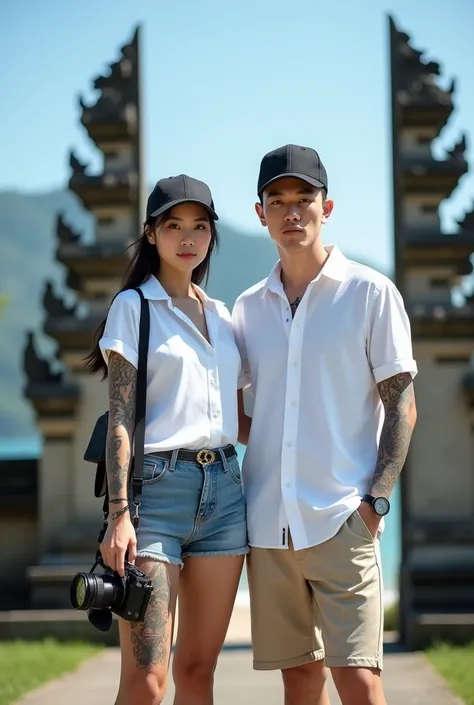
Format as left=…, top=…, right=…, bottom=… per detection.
left=13, top=643, right=463, bottom=705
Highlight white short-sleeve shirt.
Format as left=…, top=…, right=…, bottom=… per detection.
left=232, top=245, right=418, bottom=550
left=99, top=275, right=242, bottom=453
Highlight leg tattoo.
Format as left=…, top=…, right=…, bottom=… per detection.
left=130, top=561, right=171, bottom=668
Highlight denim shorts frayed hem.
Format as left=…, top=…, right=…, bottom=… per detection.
left=137, top=551, right=184, bottom=568
left=181, top=545, right=250, bottom=560
left=137, top=545, right=250, bottom=569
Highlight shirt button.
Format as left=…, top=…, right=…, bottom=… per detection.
left=286, top=441, right=292, bottom=447
left=213, top=411, right=220, bottom=419
left=291, top=401, right=297, bottom=407
left=286, top=482, right=291, bottom=488
left=292, top=361, right=298, bottom=367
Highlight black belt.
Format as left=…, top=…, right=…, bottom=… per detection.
left=150, top=444, right=236, bottom=466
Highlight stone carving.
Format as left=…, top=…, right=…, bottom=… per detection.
left=69, top=150, right=87, bottom=175
left=56, top=214, right=80, bottom=244
left=446, top=134, right=467, bottom=160
left=457, top=202, right=474, bottom=234
left=390, top=17, right=454, bottom=130
left=65, top=269, right=82, bottom=292
left=43, top=281, right=77, bottom=318
left=79, top=27, right=139, bottom=122
left=23, top=331, right=61, bottom=384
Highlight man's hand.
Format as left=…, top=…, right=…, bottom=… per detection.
left=357, top=500, right=381, bottom=539
left=237, top=389, right=251, bottom=445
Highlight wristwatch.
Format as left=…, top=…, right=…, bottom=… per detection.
left=361, top=494, right=390, bottom=517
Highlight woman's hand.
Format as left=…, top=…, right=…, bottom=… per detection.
left=100, top=512, right=137, bottom=577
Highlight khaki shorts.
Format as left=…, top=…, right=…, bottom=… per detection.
left=247, top=510, right=384, bottom=671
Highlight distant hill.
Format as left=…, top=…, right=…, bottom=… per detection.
left=0, top=191, right=93, bottom=437
left=0, top=189, right=279, bottom=437
left=0, top=189, right=386, bottom=439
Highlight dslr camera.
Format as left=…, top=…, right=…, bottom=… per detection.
left=70, top=547, right=154, bottom=632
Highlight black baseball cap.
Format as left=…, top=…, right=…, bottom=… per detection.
left=146, top=174, right=218, bottom=220
left=257, top=144, right=328, bottom=197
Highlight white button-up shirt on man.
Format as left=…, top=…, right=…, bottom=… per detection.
left=100, top=275, right=242, bottom=453
left=232, top=245, right=417, bottom=551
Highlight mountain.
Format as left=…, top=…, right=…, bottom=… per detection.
left=0, top=189, right=386, bottom=440
left=0, top=190, right=279, bottom=438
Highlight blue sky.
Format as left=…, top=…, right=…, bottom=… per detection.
left=2, top=0, right=473, bottom=272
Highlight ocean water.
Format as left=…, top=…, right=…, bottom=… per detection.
left=2, top=436, right=400, bottom=602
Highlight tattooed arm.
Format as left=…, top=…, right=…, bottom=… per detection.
left=106, top=351, right=137, bottom=500
left=370, top=372, right=417, bottom=497
left=358, top=372, right=417, bottom=536
left=100, top=352, right=138, bottom=575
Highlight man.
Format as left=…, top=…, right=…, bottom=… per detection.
left=232, top=144, right=417, bottom=705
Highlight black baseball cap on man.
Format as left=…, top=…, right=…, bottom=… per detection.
left=146, top=174, right=219, bottom=221
left=257, top=144, right=328, bottom=197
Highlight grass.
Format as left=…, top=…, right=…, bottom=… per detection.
left=0, top=638, right=102, bottom=705
left=425, top=641, right=474, bottom=705
left=383, top=602, right=398, bottom=632
left=383, top=603, right=473, bottom=703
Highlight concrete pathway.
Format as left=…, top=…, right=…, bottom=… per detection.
left=13, top=644, right=464, bottom=705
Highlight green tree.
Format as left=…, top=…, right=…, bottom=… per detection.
left=0, top=295, right=9, bottom=320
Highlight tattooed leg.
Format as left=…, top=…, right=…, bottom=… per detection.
left=130, top=561, right=174, bottom=668
left=116, top=559, right=180, bottom=705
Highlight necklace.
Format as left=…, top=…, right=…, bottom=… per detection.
left=290, top=296, right=301, bottom=318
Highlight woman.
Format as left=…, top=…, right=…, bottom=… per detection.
left=85, top=174, right=248, bottom=705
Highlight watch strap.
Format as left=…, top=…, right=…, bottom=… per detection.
left=361, top=493, right=375, bottom=505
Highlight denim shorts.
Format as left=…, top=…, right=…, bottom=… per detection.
left=135, top=446, right=249, bottom=567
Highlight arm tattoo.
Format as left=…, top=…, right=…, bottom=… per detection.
left=106, top=352, right=137, bottom=498
left=370, top=372, right=417, bottom=497
left=130, top=561, right=171, bottom=668
left=108, top=352, right=137, bottom=430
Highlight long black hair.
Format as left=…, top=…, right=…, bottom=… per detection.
left=84, top=208, right=219, bottom=378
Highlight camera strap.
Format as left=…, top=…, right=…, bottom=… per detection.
left=131, top=288, right=150, bottom=530
left=102, top=287, right=150, bottom=531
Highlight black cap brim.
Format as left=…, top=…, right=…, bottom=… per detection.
left=258, top=172, right=326, bottom=196
left=150, top=198, right=219, bottom=221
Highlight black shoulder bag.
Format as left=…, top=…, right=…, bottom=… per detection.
left=83, top=287, right=150, bottom=527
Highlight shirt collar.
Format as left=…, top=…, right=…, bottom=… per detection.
left=262, top=245, right=348, bottom=298
left=139, top=275, right=169, bottom=301
left=139, top=275, right=216, bottom=309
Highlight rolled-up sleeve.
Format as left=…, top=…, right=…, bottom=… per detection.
left=368, top=281, right=418, bottom=384
left=99, top=290, right=140, bottom=369
left=231, top=297, right=251, bottom=390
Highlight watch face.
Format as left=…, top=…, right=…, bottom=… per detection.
left=373, top=497, right=390, bottom=516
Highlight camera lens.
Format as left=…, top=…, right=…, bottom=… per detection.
left=71, top=574, right=88, bottom=609
left=70, top=572, right=125, bottom=612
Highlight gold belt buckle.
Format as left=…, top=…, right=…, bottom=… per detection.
left=196, top=449, right=216, bottom=466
